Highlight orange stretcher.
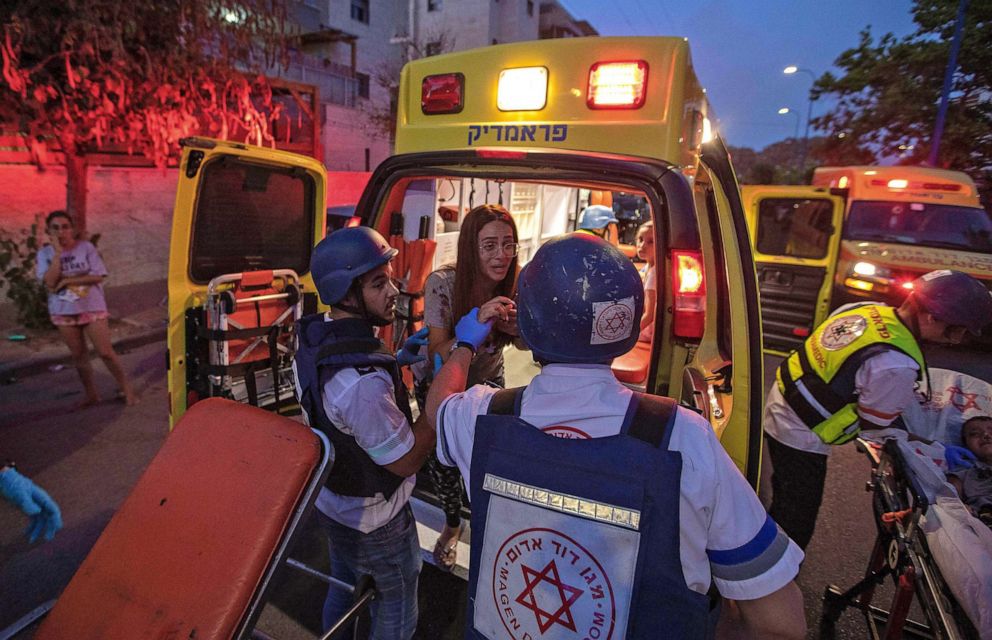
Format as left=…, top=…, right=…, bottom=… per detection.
left=34, top=398, right=331, bottom=640
left=200, top=269, right=301, bottom=409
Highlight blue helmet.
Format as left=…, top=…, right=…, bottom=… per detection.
left=311, top=227, right=398, bottom=305
left=517, top=233, right=644, bottom=363
left=911, top=269, right=992, bottom=335
left=577, top=205, right=619, bottom=231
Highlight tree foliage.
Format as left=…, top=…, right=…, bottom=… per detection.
left=0, top=0, right=292, bottom=168
left=812, top=0, right=992, bottom=199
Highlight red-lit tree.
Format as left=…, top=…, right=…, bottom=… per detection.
left=0, top=0, right=291, bottom=229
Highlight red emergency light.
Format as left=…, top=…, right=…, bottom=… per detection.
left=671, top=249, right=706, bottom=339
left=422, top=73, right=464, bottom=114
left=587, top=61, right=648, bottom=109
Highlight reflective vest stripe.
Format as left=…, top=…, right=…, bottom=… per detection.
left=776, top=305, right=926, bottom=446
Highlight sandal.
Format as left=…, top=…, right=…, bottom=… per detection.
left=432, top=524, right=461, bottom=571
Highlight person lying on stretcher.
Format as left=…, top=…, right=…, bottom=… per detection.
left=947, top=415, right=992, bottom=528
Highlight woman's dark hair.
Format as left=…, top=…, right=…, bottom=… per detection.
left=45, top=210, right=73, bottom=227
left=451, top=204, right=519, bottom=348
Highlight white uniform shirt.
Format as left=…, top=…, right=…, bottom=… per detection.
left=437, top=363, right=804, bottom=600
left=299, top=317, right=416, bottom=533
left=764, top=303, right=923, bottom=455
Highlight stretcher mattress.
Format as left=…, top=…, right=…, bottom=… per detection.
left=35, top=398, right=322, bottom=640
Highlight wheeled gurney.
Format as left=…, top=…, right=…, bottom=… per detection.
left=24, top=398, right=375, bottom=640
left=821, top=368, right=992, bottom=639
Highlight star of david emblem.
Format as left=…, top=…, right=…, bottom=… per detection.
left=602, top=308, right=629, bottom=332
left=514, top=559, right=584, bottom=633
left=948, top=386, right=982, bottom=411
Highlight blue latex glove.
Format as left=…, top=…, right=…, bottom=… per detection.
left=433, top=353, right=443, bottom=376
left=454, top=307, right=494, bottom=352
left=944, top=444, right=977, bottom=470
left=396, top=327, right=430, bottom=367
left=0, top=468, right=63, bottom=543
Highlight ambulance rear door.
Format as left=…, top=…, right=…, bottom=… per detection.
left=741, top=185, right=844, bottom=356
left=167, top=137, right=327, bottom=425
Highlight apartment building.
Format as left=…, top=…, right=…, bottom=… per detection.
left=289, top=0, right=596, bottom=171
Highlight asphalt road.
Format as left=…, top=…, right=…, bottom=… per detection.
left=0, top=341, right=969, bottom=638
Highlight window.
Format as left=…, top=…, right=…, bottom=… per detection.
left=428, top=0, right=441, bottom=11
left=756, top=198, right=835, bottom=259
left=527, top=0, right=534, bottom=16
left=190, top=157, right=316, bottom=282
left=356, top=72, right=370, bottom=98
left=846, top=201, right=992, bottom=252
left=350, top=0, right=368, bottom=23
left=425, top=41, right=443, bottom=57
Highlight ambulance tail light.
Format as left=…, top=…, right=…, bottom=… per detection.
left=587, top=61, right=648, bottom=109
left=422, top=73, right=464, bottom=114
left=672, top=249, right=706, bottom=339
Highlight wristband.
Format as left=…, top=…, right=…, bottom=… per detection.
left=451, top=340, right=477, bottom=356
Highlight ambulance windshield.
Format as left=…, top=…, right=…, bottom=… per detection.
left=845, top=201, right=992, bottom=253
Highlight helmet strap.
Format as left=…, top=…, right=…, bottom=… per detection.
left=336, top=281, right=391, bottom=327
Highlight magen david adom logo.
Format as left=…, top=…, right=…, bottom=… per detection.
left=492, top=528, right=617, bottom=639
left=818, top=315, right=867, bottom=351
left=590, top=296, right=635, bottom=345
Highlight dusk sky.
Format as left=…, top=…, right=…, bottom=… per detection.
left=561, top=0, right=919, bottom=151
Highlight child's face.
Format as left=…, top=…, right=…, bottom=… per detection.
left=635, top=226, right=655, bottom=262
left=962, top=418, right=992, bottom=463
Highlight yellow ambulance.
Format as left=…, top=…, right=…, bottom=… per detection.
left=744, top=166, right=992, bottom=355
left=167, top=36, right=765, bottom=488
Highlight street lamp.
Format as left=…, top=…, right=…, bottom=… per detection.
left=778, top=107, right=800, bottom=140
left=784, top=65, right=818, bottom=174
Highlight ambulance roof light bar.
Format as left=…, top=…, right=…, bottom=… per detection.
left=497, top=67, right=548, bottom=111
left=587, top=61, right=648, bottom=109
left=422, top=73, right=465, bottom=115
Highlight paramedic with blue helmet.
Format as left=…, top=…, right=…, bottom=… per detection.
left=292, top=226, right=434, bottom=639
left=764, top=269, right=992, bottom=550
left=426, top=233, right=806, bottom=639
left=576, top=204, right=618, bottom=239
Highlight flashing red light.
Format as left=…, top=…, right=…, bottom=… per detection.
left=475, top=149, right=527, bottom=159
left=422, top=73, right=464, bottom=114
left=792, top=327, right=811, bottom=337
left=346, top=216, right=362, bottom=228
left=587, top=61, right=648, bottom=109
left=671, top=249, right=706, bottom=339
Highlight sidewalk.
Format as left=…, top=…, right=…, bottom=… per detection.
left=0, top=280, right=168, bottom=382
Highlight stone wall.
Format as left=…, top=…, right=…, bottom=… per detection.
left=0, top=164, right=177, bottom=293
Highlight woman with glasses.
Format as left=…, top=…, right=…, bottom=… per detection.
left=36, top=210, right=137, bottom=408
left=418, top=203, right=524, bottom=570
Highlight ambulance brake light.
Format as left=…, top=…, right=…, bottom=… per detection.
left=497, top=67, right=548, bottom=111
left=422, top=73, right=464, bottom=114
left=587, top=61, right=648, bottom=109
left=672, top=249, right=706, bottom=339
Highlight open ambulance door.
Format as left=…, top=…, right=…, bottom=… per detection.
left=741, top=186, right=844, bottom=357
left=669, top=137, right=763, bottom=489
left=166, top=138, right=327, bottom=427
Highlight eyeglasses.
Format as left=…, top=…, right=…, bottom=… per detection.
left=479, top=241, right=519, bottom=258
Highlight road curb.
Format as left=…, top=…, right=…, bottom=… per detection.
left=0, top=327, right=167, bottom=383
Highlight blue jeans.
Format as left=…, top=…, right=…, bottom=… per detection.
left=317, top=503, right=422, bottom=640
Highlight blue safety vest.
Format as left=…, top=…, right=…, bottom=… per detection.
left=465, top=387, right=709, bottom=639
left=293, top=314, right=412, bottom=498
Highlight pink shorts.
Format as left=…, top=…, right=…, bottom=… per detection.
left=51, top=311, right=110, bottom=327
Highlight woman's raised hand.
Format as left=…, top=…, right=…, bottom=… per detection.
left=477, top=296, right=515, bottom=324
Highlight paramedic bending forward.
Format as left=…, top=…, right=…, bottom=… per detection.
left=764, top=269, right=992, bottom=550
left=426, top=233, right=806, bottom=640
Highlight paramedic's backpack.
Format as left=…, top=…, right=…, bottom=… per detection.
left=465, top=387, right=709, bottom=639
